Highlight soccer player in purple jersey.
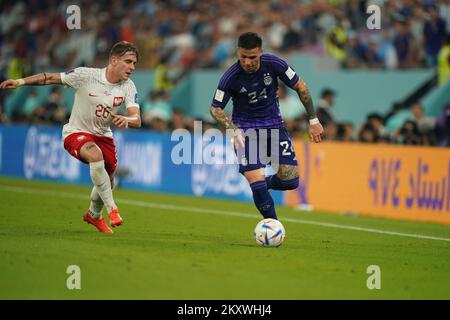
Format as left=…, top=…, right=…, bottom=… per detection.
left=210, top=32, right=324, bottom=220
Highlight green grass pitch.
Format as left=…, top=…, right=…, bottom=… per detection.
left=1, top=176, right=450, bottom=299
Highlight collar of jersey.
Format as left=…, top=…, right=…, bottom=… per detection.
left=101, top=67, right=122, bottom=86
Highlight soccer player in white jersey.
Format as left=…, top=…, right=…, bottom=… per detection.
left=0, top=41, right=141, bottom=234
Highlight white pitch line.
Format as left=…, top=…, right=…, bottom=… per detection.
left=1, top=184, right=450, bottom=242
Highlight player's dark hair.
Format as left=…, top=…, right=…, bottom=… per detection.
left=110, top=41, right=139, bottom=61
left=238, top=32, right=263, bottom=49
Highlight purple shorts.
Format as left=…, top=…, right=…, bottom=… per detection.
left=235, top=127, right=297, bottom=174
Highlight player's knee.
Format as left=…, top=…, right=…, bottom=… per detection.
left=89, top=150, right=104, bottom=163
left=82, top=143, right=104, bottom=163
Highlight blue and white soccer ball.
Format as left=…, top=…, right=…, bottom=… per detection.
left=254, top=218, right=286, bottom=247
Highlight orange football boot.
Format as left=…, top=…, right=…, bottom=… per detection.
left=83, top=211, right=113, bottom=234
left=109, top=209, right=124, bottom=228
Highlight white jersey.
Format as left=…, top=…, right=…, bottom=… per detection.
left=60, top=67, right=139, bottom=139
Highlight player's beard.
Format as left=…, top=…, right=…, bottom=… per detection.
left=246, top=66, right=257, bottom=73
left=245, top=62, right=259, bottom=73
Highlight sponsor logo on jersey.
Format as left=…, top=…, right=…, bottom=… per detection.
left=239, top=87, right=247, bottom=93
left=113, top=97, right=124, bottom=107
left=88, top=93, right=99, bottom=97
left=65, top=69, right=75, bottom=74
left=134, top=93, right=138, bottom=103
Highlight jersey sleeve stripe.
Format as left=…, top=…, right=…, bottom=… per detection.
left=218, top=64, right=239, bottom=88
left=261, top=54, right=286, bottom=63
left=262, top=55, right=288, bottom=63
left=219, top=67, right=238, bottom=88
left=263, top=57, right=288, bottom=69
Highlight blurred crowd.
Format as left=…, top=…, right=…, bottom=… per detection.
left=326, top=0, right=450, bottom=71
left=279, top=84, right=450, bottom=147
left=0, top=0, right=450, bottom=147
left=1, top=0, right=450, bottom=75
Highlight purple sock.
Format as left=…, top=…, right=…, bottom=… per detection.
left=250, top=180, right=277, bottom=220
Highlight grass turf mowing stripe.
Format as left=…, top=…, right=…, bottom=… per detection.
left=1, top=184, right=450, bottom=243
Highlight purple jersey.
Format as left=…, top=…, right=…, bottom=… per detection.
left=211, top=53, right=300, bottom=129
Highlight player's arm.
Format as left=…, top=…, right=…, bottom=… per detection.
left=210, top=107, right=244, bottom=149
left=210, top=71, right=245, bottom=148
left=111, top=106, right=141, bottom=129
left=0, top=72, right=62, bottom=89
left=210, top=107, right=238, bottom=131
left=293, top=79, right=324, bottom=143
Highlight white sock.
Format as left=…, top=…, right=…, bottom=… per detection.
left=88, top=187, right=104, bottom=219
left=89, top=160, right=117, bottom=213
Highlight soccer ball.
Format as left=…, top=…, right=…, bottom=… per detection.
left=254, top=218, right=286, bottom=247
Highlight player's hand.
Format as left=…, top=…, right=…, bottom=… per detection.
left=111, top=113, right=129, bottom=129
left=309, top=123, right=324, bottom=143
left=231, top=128, right=245, bottom=150
left=0, top=79, right=21, bottom=90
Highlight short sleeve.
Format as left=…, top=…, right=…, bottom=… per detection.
left=60, top=67, right=92, bottom=89
left=268, top=55, right=300, bottom=89
left=211, top=64, right=238, bottom=109
left=124, top=80, right=139, bottom=109
left=211, top=87, right=232, bottom=109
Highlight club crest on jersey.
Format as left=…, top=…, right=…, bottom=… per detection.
left=264, top=73, right=272, bottom=86
left=113, top=97, right=124, bottom=108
